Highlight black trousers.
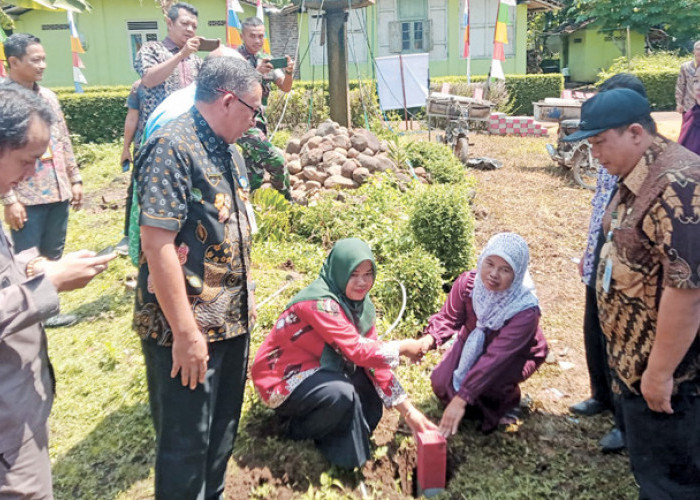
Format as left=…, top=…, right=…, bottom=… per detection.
left=583, top=285, right=613, bottom=408
left=141, top=334, right=250, bottom=500
left=619, top=385, right=700, bottom=499
left=276, top=369, right=384, bottom=469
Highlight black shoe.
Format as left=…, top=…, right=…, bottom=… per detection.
left=569, top=398, right=607, bottom=416
left=599, top=428, right=625, bottom=453
left=44, top=314, right=78, bottom=328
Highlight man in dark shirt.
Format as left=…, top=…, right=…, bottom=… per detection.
left=564, top=89, right=700, bottom=498
left=134, top=56, right=262, bottom=499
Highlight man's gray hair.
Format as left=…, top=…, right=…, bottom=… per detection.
left=694, top=40, right=700, bottom=51
left=195, top=57, right=261, bottom=103
left=167, top=2, right=198, bottom=21
left=0, top=83, right=54, bottom=152
left=241, top=16, right=264, bottom=31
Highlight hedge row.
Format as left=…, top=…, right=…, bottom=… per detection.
left=618, top=70, right=677, bottom=111
left=431, top=74, right=564, bottom=115
left=56, top=73, right=564, bottom=142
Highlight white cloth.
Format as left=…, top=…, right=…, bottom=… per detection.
left=374, top=53, right=429, bottom=111
left=453, top=233, right=539, bottom=390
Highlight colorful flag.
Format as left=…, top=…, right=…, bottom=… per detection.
left=0, top=26, right=7, bottom=78
left=490, top=0, right=513, bottom=81
left=226, top=0, right=243, bottom=47
left=256, top=0, right=271, bottom=55
left=461, top=0, right=469, bottom=58
left=67, top=11, right=87, bottom=92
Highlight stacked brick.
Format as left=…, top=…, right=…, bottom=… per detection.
left=488, top=112, right=549, bottom=137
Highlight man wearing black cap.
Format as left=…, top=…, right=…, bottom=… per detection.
left=564, top=88, right=700, bottom=497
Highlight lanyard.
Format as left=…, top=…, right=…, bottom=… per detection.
left=602, top=210, right=618, bottom=293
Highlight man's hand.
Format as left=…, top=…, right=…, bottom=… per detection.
left=71, top=183, right=83, bottom=210
left=171, top=331, right=209, bottom=390
left=4, top=202, right=27, bottom=231
left=256, top=58, right=273, bottom=75
left=439, top=396, right=467, bottom=437
left=641, top=369, right=674, bottom=414
left=284, top=55, right=295, bottom=75
left=179, top=36, right=201, bottom=59
left=120, top=147, right=133, bottom=165
left=42, top=249, right=115, bottom=292
left=578, top=253, right=584, bottom=277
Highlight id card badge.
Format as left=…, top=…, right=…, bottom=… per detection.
left=245, top=200, right=258, bottom=234
left=602, top=258, right=613, bottom=293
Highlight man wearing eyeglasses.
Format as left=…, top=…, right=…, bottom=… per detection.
left=133, top=57, right=262, bottom=499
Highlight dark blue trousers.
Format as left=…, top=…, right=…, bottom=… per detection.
left=620, top=384, right=700, bottom=499
left=276, top=369, right=384, bottom=469
left=11, top=201, right=69, bottom=259
left=141, top=334, right=250, bottom=500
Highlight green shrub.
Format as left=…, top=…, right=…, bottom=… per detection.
left=251, top=188, right=293, bottom=243
left=409, top=184, right=475, bottom=280
left=59, top=90, right=129, bottom=143
left=404, top=140, right=469, bottom=185
left=374, top=244, right=445, bottom=327
left=290, top=174, right=410, bottom=249
left=431, top=74, right=563, bottom=115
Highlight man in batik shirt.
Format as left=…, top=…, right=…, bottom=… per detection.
left=564, top=88, right=700, bottom=499
left=1, top=33, right=82, bottom=327
left=675, top=40, right=700, bottom=115
left=134, top=56, right=261, bottom=499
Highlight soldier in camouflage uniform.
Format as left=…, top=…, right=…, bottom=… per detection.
left=237, top=16, right=293, bottom=199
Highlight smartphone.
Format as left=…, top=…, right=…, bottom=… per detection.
left=269, top=57, right=288, bottom=69
left=96, top=245, right=114, bottom=257
left=198, top=37, right=221, bottom=52
left=122, top=159, right=130, bottom=172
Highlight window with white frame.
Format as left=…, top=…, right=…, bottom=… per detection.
left=388, top=0, right=431, bottom=53
left=127, top=21, right=160, bottom=69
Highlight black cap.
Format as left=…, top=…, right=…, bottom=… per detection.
left=562, top=88, right=652, bottom=142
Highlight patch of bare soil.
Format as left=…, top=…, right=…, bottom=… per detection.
left=223, top=131, right=638, bottom=498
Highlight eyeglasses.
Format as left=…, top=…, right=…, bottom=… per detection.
left=216, top=88, right=261, bottom=120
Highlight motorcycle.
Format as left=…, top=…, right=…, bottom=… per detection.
left=545, top=119, right=598, bottom=190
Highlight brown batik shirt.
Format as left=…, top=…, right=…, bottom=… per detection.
left=133, top=108, right=252, bottom=345
left=596, top=136, right=700, bottom=395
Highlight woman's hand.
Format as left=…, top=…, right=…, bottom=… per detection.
left=397, top=401, right=438, bottom=434
left=399, top=335, right=434, bottom=364
left=438, top=396, right=467, bottom=438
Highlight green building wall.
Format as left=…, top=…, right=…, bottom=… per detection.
left=12, top=0, right=257, bottom=88
left=11, top=0, right=527, bottom=88
left=567, top=26, right=645, bottom=83
left=295, top=1, right=527, bottom=81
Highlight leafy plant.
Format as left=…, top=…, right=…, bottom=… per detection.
left=409, top=184, right=476, bottom=281
left=404, top=140, right=470, bottom=185
left=251, top=188, right=292, bottom=243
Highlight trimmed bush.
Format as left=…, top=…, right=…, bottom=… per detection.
left=59, top=90, right=129, bottom=143
left=431, top=74, right=563, bottom=115
left=410, top=184, right=475, bottom=280
left=404, top=140, right=470, bottom=185
left=373, top=244, right=445, bottom=327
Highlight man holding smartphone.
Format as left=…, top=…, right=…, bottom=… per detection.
left=0, top=83, right=114, bottom=498
left=237, top=16, right=293, bottom=200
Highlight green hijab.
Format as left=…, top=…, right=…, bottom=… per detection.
left=287, top=238, right=377, bottom=335
left=287, top=238, right=377, bottom=372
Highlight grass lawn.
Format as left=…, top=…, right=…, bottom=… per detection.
left=38, top=131, right=643, bottom=499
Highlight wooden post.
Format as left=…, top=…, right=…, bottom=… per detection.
left=326, top=9, right=350, bottom=127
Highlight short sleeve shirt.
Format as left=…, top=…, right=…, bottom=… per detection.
left=596, top=137, right=700, bottom=395
left=581, top=166, right=617, bottom=287
left=134, top=38, right=202, bottom=140
left=133, top=108, right=252, bottom=345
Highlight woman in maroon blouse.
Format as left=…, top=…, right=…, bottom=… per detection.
left=413, top=233, right=548, bottom=436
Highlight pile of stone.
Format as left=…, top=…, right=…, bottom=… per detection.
left=274, top=120, right=429, bottom=203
